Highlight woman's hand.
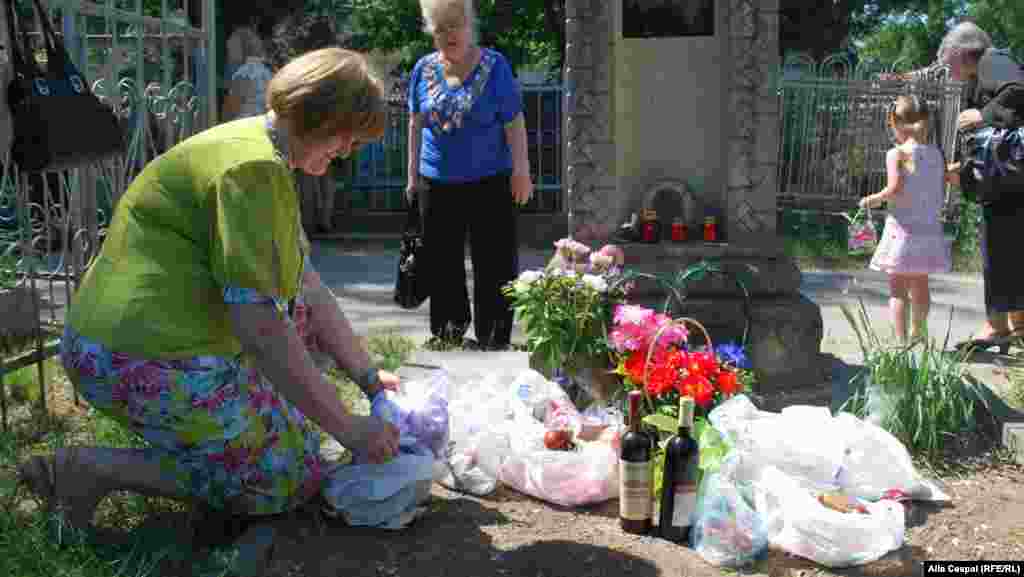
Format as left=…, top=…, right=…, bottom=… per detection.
left=340, top=414, right=401, bottom=464
left=376, top=369, right=401, bottom=393
left=946, top=162, right=962, bottom=187
left=405, top=178, right=424, bottom=205
left=858, top=195, right=874, bottom=210
left=511, top=173, right=533, bottom=206
left=958, top=109, right=983, bottom=130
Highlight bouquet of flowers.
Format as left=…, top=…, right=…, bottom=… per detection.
left=503, top=239, right=629, bottom=380
left=609, top=304, right=750, bottom=420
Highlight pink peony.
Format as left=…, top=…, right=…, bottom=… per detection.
left=598, top=244, right=625, bottom=266
left=613, top=304, right=656, bottom=327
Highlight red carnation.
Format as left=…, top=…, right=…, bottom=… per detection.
left=717, top=369, right=740, bottom=396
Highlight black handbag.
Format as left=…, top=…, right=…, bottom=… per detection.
left=958, top=125, right=1024, bottom=206
left=393, top=196, right=429, bottom=309
left=4, top=0, right=125, bottom=172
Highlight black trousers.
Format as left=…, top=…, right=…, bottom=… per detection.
left=981, top=201, right=1024, bottom=314
left=421, top=172, right=518, bottom=346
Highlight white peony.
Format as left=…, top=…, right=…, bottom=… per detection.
left=517, top=270, right=542, bottom=285
left=581, top=274, right=608, bottom=293
left=514, top=270, right=543, bottom=291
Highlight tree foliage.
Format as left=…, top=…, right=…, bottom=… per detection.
left=853, top=0, right=1024, bottom=69
left=345, top=0, right=563, bottom=74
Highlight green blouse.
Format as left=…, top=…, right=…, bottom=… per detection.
left=67, top=115, right=307, bottom=360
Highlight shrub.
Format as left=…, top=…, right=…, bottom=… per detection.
left=839, top=298, right=990, bottom=459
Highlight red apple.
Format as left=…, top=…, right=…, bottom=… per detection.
left=544, top=429, right=572, bottom=450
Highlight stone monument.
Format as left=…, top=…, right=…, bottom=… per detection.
left=563, top=0, right=826, bottom=397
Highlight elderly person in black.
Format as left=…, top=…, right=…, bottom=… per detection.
left=899, top=22, right=1024, bottom=352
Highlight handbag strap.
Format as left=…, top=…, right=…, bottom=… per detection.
left=27, top=0, right=65, bottom=71
left=2, top=0, right=33, bottom=77
left=404, top=195, right=423, bottom=234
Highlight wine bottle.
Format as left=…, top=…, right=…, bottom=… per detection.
left=620, top=390, right=653, bottom=534
left=658, top=396, right=700, bottom=543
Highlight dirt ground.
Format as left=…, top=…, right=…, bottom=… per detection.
left=237, top=461, right=1021, bottom=577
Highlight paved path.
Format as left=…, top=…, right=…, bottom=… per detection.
left=311, top=241, right=990, bottom=357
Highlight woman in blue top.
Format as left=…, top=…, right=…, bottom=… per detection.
left=406, top=0, right=534, bottom=350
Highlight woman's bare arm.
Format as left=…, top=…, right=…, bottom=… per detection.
left=229, top=302, right=398, bottom=462
left=407, top=113, right=424, bottom=197
left=300, top=267, right=378, bottom=394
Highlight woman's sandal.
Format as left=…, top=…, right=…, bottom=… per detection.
left=17, top=455, right=58, bottom=511
left=16, top=455, right=89, bottom=542
left=953, top=332, right=1012, bottom=355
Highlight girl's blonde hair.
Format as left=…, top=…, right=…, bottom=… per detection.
left=266, top=47, right=387, bottom=149
left=888, top=94, right=930, bottom=141
left=888, top=95, right=930, bottom=173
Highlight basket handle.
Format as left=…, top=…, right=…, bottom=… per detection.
left=640, top=317, right=714, bottom=413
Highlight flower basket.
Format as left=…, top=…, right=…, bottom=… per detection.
left=610, top=307, right=750, bottom=499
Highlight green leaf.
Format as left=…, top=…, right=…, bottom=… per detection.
left=642, top=413, right=679, bottom=434
left=694, top=418, right=732, bottom=473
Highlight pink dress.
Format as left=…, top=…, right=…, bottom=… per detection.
left=869, top=144, right=952, bottom=275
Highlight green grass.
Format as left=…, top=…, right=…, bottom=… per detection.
left=1008, top=369, right=1024, bottom=411
left=782, top=235, right=871, bottom=271
left=2, top=359, right=61, bottom=406
left=779, top=198, right=985, bottom=274
left=0, top=331, right=419, bottom=577
left=838, top=298, right=994, bottom=463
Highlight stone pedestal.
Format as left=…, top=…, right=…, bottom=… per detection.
left=622, top=233, right=824, bottom=394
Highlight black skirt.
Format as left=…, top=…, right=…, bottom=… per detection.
left=981, top=200, right=1024, bottom=313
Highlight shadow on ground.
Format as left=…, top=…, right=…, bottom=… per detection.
left=265, top=498, right=661, bottom=577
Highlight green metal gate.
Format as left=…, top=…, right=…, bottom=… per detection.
left=0, top=0, right=217, bottom=425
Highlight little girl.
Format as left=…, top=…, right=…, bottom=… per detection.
left=859, top=94, right=952, bottom=342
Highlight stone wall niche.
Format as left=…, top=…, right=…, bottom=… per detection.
left=563, top=0, right=826, bottom=400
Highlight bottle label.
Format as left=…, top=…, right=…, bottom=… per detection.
left=671, top=481, right=699, bottom=528
left=619, top=460, right=652, bottom=521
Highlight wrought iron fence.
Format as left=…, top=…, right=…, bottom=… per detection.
left=340, top=83, right=565, bottom=213
left=777, top=53, right=965, bottom=213
left=0, top=0, right=216, bottom=427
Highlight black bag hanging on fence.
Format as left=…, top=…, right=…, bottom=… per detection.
left=393, top=196, right=429, bottom=310
left=4, top=0, right=125, bottom=172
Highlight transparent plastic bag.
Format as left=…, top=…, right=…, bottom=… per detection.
left=439, top=369, right=622, bottom=506
left=499, top=440, right=620, bottom=508
left=756, top=466, right=905, bottom=568
left=691, top=453, right=770, bottom=568
left=354, top=370, right=450, bottom=464
left=845, top=207, right=877, bottom=256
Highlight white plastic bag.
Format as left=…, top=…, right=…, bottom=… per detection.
left=756, top=466, right=905, bottom=568
left=438, top=368, right=622, bottom=506
left=709, top=395, right=944, bottom=501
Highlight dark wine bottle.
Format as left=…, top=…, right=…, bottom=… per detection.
left=620, top=390, right=653, bottom=534
left=658, top=396, right=700, bottom=544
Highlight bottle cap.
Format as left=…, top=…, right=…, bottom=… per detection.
left=679, top=396, right=695, bottom=427
left=628, top=389, right=643, bottom=413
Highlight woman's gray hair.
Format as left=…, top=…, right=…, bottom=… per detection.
left=419, top=0, right=478, bottom=43
left=937, top=21, right=992, bottom=65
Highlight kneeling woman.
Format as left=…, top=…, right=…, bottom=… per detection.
left=19, top=48, right=402, bottom=529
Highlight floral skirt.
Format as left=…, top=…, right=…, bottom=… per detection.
left=59, top=291, right=328, bottom=515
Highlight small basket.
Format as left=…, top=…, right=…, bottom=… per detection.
left=844, top=206, right=878, bottom=257
left=639, top=316, right=715, bottom=413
